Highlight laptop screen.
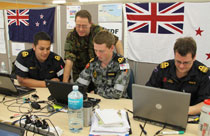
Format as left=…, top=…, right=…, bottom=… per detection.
left=0, top=122, right=25, bottom=136
left=132, top=84, right=191, bottom=130
left=45, top=80, right=87, bottom=106
left=0, top=73, right=35, bottom=96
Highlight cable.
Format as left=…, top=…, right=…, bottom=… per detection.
left=44, top=119, right=59, bottom=136
left=0, top=95, right=7, bottom=103
left=139, top=121, right=147, bottom=136
left=153, top=125, right=166, bottom=136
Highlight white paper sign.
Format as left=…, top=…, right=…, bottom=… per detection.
left=0, top=29, right=6, bottom=54
left=0, top=10, right=4, bottom=28
left=12, top=42, right=25, bottom=56
left=66, top=6, right=81, bottom=29
left=99, top=23, right=122, bottom=40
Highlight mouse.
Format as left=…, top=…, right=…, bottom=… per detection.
left=31, top=102, right=41, bottom=109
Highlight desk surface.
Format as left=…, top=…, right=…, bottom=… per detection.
left=0, top=88, right=198, bottom=136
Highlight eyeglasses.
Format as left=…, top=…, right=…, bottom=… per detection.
left=175, top=60, right=193, bottom=65
left=76, top=24, right=88, bottom=29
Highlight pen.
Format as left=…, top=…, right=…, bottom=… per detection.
left=124, top=108, right=133, bottom=114
left=160, top=131, right=184, bottom=135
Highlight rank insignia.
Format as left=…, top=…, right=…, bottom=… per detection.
left=160, top=62, right=169, bottom=69
left=188, top=81, right=196, bottom=85
left=198, top=66, right=208, bottom=73
left=54, top=56, right=60, bottom=61
left=49, top=71, right=54, bottom=73
left=107, top=72, right=116, bottom=77
left=89, top=58, right=94, bottom=63
left=93, top=70, right=97, bottom=78
left=29, top=67, right=36, bottom=70
left=167, top=79, right=174, bottom=84
left=118, top=57, right=124, bottom=64
left=22, top=51, right=29, bottom=57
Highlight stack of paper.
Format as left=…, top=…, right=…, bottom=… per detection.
left=89, top=109, right=130, bottom=136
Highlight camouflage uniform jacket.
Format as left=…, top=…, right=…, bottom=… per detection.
left=77, top=52, right=130, bottom=99
left=64, top=24, right=118, bottom=81
left=14, top=48, right=65, bottom=81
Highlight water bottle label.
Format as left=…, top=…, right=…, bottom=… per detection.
left=68, top=98, right=83, bottom=109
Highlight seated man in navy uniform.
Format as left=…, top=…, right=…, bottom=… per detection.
left=76, top=31, right=130, bottom=99
left=146, top=37, right=210, bottom=115
left=14, top=32, right=65, bottom=87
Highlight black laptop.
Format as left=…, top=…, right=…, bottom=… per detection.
left=0, top=73, right=35, bottom=96
left=45, top=80, right=87, bottom=106
left=0, top=122, right=25, bottom=136
left=45, top=80, right=101, bottom=107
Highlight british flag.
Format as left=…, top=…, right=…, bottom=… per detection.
left=126, top=2, right=184, bottom=34
left=7, top=9, right=29, bottom=26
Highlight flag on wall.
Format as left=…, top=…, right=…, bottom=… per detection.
left=124, top=2, right=210, bottom=67
left=7, top=7, right=55, bottom=43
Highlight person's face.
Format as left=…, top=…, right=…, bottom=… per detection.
left=94, top=43, right=114, bottom=63
left=33, top=40, right=51, bottom=63
left=75, top=16, right=91, bottom=37
left=174, top=51, right=195, bottom=74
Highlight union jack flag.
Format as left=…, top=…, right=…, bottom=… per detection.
left=7, top=9, right=29, bottom=26
left=126, top=2, right=184, bottom=34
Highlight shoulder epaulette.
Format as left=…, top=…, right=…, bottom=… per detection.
left=160, top=62, right=169, bottom=69
left=89, top=58, right=95, bottom=63
left=198, top=65, right=208, bottom=73
left=54, top=55, right=61, bottom=61
left=113, top=55, right=125, bottom=64
left=21, top=51, right=29, bottom=58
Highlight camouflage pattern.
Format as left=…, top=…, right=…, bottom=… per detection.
left=64, top=24, right=118, bottom=81
left=76, top=53, right=130, bottom=99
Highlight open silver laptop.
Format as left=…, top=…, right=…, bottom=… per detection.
left=0, top=73, right=35, bottom=96
left=132, top=84, right=191, bottom=130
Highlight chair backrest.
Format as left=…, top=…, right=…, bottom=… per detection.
left=127, top=69, right=135, bottom=99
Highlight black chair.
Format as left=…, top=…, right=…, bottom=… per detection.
left=127, top=69, right=135, bottom=99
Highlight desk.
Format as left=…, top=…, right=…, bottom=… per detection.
left=0, top=88, right=198, bottom=136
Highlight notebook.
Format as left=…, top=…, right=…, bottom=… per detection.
left=0, top=73, right=35, bottom=96
left=132, top=84, right=191, bottom=130
left=45, top=80, right=88, bottom=106
left=0, top=122, right=25, bottom=136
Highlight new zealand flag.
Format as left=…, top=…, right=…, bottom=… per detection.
left=7, top=7, right=55, bottom=43
left=126, top=2, right=184, bottom=34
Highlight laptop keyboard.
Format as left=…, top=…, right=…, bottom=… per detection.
left=16, top=86, right=30, bottom=92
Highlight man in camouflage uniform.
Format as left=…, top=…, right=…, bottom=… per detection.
left=14, top=32, right=65, bottom=87
left=63, top=10, right=124, bottom=83
left=146, top=37, right=210, bottom=115
left=76, top=31, right=130, bottom=99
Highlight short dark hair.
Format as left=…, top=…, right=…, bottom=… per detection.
left=174, top=37, right=197, bottom=58
left=33, top=32, right=51, bottom=46
left=93, top=30, right=115, bottom=48
left=75, top=10, right=92, bottom=23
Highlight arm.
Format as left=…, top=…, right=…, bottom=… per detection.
left=115, top=40, right=124, bottom=56
left=63, top=59, right=73, bottom=83
left=145, top=66, right=163, bottom=87
left=188, top=102, right=204, bottom=115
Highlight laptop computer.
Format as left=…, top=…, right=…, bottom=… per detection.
left=0, top=122, right=25, bottom=136
left=45, top=80, right=88, bottom=106
left=0, top=73, right=35, bottom=96
left=132, top=84, right=191, bottom=130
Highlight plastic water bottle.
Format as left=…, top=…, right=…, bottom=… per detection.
left=198, top=99, right=210, bottom=136
left=68, top=85, right=83, bottom=133
left=0, top=61, right=8, bottom=73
